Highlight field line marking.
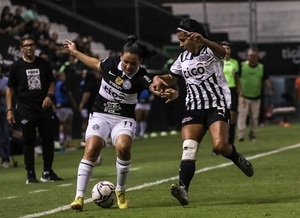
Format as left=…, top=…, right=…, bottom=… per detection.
left=19, top=143, right=300, bottom=218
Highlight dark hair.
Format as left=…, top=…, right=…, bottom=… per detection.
left=20, top=34, right=36, bottom=46
left=178, top=18, right=208, bottom=38
left=220, top=41, right=234, bottom=47
left=123, top=35, right=157, bottom=61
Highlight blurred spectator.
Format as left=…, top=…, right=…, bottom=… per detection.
left=237, top=48, right=273, bottom=142
left=22, top=4, right=38, bottom=22
left=11, top=7, right=24, bottom=26
left=48, top=31, right=69, bottom=67
left=11, top=7, right=26, bottom=37
left=78, top=69, right=102, bottom=146
left=135, top=89, right=153, bottom=138
left=55, top=71, right=77, bottom=149
left=0, top=9, right=13, bottom=35
left=220, top=41, right=242, bottom=146
left=1, top=5, right=11, bottom=20
left=0, top=66, right=10, bottom=168
left=34, top=21, right=50, bottom=51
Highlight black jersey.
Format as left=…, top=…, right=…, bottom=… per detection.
left=92, top=55, right=152, bottom=118
left=8, top=56, right=54, bottom=106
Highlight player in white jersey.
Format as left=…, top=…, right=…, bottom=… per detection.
left=64, top=35, right=178, bottom=211
left=152, top=18, right=254, bottom=206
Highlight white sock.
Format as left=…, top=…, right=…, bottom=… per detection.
left=75, top=159, right=94, bottom=198
left=140, top=121, right=147, bottom=136
left=59, top=132, right=65, bottom=142
left=116, top=158, right=131, bottom=191
left=136, top=122, right=141, bottom=135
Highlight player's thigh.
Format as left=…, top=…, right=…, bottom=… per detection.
left=181, top=124, right=206, bottom=142
left=111, top=118, right=136, bottom=146
left=209, top=120, right=229, bottom=146
left=85, top=113, right=111, bottom=144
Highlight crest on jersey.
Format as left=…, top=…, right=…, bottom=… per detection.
left=122, top=79, right=132, bottom=90
left=115, top=76, right=123, bottom=86
left=92, top=124, right=100, bottom=130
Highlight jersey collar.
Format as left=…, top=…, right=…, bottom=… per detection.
left=118, top=61, right=140, bottom=79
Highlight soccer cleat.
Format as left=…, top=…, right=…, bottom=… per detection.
left=70, top=197, right=84, bottom=211
left=40, top=170, right=63, bottom=182
left=26, top=171, right=39, bottom=184
left=170, top=184, right=189, bottom=206
left=115, top=190, right=128, bottom=209
left=26, top=177, right=39, bottom=184
left=249, top=131, right=256, bottom=142
left=235, top=154, right=254, bottom=177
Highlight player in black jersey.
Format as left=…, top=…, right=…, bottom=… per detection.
left=6, top=34, right=63, bottom=184
left=64, top=35, right=178, bottom=211
left=152, top=18, right=254, bottom=206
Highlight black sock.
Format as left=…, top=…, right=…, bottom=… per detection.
left=223, top=144, right=240, bottom=164
left=179, top=160, right=195, bottom=191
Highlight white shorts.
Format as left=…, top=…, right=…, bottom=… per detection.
left=135, top=103, right=151, bottom=111
left=56, top=108, right=73, bottom=122
left=85, top=112, right=136, bottom=146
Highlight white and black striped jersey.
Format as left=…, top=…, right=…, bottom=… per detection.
left=92, top=55, right=152, bottom=118
left=170, top=47, right=231, bottom=110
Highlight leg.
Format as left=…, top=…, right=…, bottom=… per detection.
left=70, top=135, right=104, bottom=211
left=0, top=112, right=11, bottom=166
left=114, top=134, right=132, bottom=209
left=171, top=124, right=206, bottom=206
left=111, top=119, right=136, bottom=209
left=229, top=110, right=237, bottom=145
left=140, top=109, right=149, bottom=137
left=38, top=110, right=63, bottom=182
left=22, top=120, right=38, bottom=183
left=210, top=120, right=254, bottom=177
left=64, top=112, right=74, bottom=147
left=237, top=97, right=249, bottom=141
left=135, top=109, right=142, bottom=137
left=249, top=99, right=261, bottom=140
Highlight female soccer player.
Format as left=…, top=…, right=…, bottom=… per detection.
left=64, top=35, right=177, bottom=211
left=152, top=18, right=254, bottom=206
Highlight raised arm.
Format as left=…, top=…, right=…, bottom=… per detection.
left=187, top=32, right=226, bottom=58
left=63, top=39, right=102, bottom=72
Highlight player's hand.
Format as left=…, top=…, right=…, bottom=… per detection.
left=6, top=111, right=15, bottom=126
left=160, top=88, right=178, bottom=103
left=187, top=32, right=206, bottom=44
left=152, top=75, right=169, bottom=92
left=42, top=96, right=53, bottom=109
left=63, top=39, right=77, bottom=55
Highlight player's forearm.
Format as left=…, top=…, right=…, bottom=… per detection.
left=6, top=87, right=14, bottom=109
left=204, top=39, right=226, bottom=58
left=72, top=50, right=100, bottom=71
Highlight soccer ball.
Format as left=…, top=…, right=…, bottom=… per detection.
left=91, top=181, right=117, bottom=208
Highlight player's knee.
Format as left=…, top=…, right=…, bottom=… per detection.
left=181, top=139, right=199, bottom=161
left=213, top=139, right=230, bottom=155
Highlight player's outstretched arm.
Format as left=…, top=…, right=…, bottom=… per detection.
left=63, top=39, right=102, bottom=72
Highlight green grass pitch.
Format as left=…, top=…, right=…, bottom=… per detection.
left=1, top=123, right=300, bottom=218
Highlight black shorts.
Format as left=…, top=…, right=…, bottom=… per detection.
left=181, top=107, right=230, bottom=129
